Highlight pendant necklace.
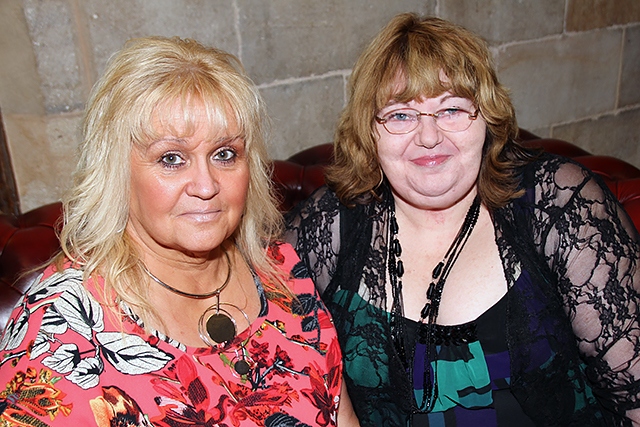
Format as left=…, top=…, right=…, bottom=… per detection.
left=142, top=250, right=251, bottom=356
left=388, top=195, right=481, bottom=413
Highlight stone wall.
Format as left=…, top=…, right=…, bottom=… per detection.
left=0, top=0, right=638, bottom=212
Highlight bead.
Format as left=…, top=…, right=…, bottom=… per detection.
left=431, top=284, right=442, bottom=303
left=396, top=260, right=404, bottom=277
left=391, top=217, right=399, bottom=234
left=417, top=324, right=430, bottom=343
left=426, top=282, right=436, bottom=300
left=432, top=262, right=444, bottom=279
left=420, top=303, right=431, bottom=319
left=206, top=313, right=236, bottom=344
left=392, top=239, right=402, bottom=256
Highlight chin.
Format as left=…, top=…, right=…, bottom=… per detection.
left=170, top=234, right=228, bottom=255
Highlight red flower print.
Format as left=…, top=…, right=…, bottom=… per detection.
left=266, top=346, right=295, bottom=380
left=151, top=355, right=223, bottom=426
left=300, top=338, right=341, bottom=426
left=267, top=244, right=285, bottom=265
left=317, top=311, right=334, bottom=330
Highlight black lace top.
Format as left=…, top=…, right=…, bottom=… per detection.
left=284, top=154, right=640, bottom=426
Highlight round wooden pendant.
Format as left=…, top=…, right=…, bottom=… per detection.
left=206, top=313, right=236, bottom=344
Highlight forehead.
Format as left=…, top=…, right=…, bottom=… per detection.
left=379, top=70, right=449, bottom=107
left=144, top=98, right=239, bottom=142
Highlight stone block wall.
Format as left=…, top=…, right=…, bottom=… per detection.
left=0, top=0, right=638, bottom=212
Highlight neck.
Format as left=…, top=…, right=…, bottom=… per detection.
left=141, top=243, right=234, bottom=296
left=392, top=190, right=479, bottom=242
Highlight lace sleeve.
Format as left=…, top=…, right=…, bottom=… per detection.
left=283, top=186, right=342, bottom=295
left=535, top=158, right=640, bottom=417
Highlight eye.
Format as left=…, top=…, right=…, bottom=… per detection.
left=385, top=110, right=417, bottom=122
left=213, top=148, right=237, bottom=162
left=436, top=108, right=464, bottom=120
left=160, top=152, right=185, bottom=168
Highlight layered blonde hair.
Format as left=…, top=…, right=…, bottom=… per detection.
left=328, top=14, right=532, bottom=208
left=55, top=36, right=283, bottom=326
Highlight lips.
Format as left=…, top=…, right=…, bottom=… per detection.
left=180, top=209, right=221, bottom=222
left=410, top=154, right=450, bottom=167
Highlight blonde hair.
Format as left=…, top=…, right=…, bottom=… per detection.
left=56, top=36, right=284, bottom=327
left=328, top=13, right=532, bottom=208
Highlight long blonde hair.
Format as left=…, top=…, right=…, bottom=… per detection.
left=328, top=14, right=531, bottom=209
left=56, top=36, right=284, bottom=327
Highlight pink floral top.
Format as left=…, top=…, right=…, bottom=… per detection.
left=0, top=243, right=342, bottom=427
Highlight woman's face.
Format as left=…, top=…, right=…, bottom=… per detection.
left=127, top=103, right=250, bottom=260
left=375, top=92, right=486, bottom=210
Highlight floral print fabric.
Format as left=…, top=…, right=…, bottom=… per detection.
left=0, top=242, right=342, bottom=426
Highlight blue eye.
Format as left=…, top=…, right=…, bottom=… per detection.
left=436, top=108, right=463, bottom=119
left=386, top=110, right=417, bottom=122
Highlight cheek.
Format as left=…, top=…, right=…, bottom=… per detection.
left=130, top=174, right=182, bottom=216
left=377, top=139, right=410, bottom=178
left=376, top=136, right=400, bottom=167
left=461, top=137, right=486, bottom=169
left=224, top=169, right=250, bottom=209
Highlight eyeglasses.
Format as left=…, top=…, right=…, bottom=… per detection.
left=375, top=107, right=480, bottom=134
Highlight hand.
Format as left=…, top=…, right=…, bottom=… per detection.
left=337, top=379, right=361, bottom=426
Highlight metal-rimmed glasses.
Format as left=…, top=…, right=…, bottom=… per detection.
left=375, top=107, right=480, bottom=134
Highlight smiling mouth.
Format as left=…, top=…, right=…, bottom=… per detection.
left=181, top=210, right=221, bottom=222
left=411, top=155, right=449, bottom=167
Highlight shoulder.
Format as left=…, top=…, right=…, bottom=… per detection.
left=267, top=242, right=315, bottom=294
left=503, top=154, right=632, bottom=237
left=286, top=186, right=342, bottom=221
left=267, top=241, right=302, bottom=273
left=522, top=153, right=595, bottom=186
left=25, top=263, right=85, bottom=300
left=283, top=186, right=342, bottom=247
left=518, top=153, right=611, bottom=203
left=0, top=264, right=88, bottom=352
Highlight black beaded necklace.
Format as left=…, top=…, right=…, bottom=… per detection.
left=388, top=195, right=481, bottom=413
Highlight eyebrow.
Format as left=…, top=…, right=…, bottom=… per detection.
left=381, top=94, right=470, bottom=110
left=147, top=133, right=244, bottom=147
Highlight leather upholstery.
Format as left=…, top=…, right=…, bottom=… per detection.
left=2, top=137, right=640, bottom=334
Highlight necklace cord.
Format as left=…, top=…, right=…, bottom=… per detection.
left=142, top=250, right=253, bottom=352
left=389, top=196, right=481, bottom=412
left=142, top=250, right=232, bottom=299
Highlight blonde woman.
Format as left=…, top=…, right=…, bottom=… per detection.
left=0, top=36, right=357, bottom=426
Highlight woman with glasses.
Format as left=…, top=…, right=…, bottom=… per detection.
left=285, top=13, right=640, bottom=426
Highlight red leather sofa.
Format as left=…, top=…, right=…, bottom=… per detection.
left=2, top=136, right=640, bottom=334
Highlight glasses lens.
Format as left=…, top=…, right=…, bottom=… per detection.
left=379, top=107, right=477, bottom=134
left=382, top=109, right=419, bottom=134
left=435, top=109, right=473, bottom=132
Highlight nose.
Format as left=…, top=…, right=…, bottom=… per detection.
left=415, top=115, right=443, bottom=149
left=186, top=159, right=219, bottom=199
